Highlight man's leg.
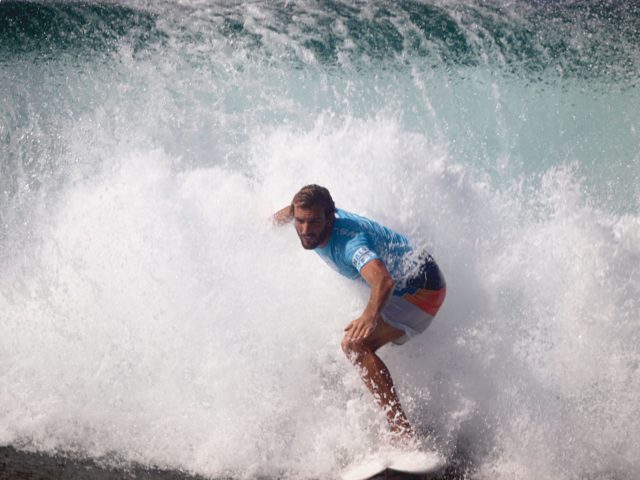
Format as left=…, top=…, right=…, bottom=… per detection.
left=341, top=317, right=414, bottom=440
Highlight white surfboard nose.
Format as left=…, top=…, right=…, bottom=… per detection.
left=387, top=450, right=445, bottom=474
left=340, top=449, right=445, bottom=480
left=340, top=456, right=388, bottom=480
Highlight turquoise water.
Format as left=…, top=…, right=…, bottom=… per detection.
left=1, top=1, right=639, bottom=479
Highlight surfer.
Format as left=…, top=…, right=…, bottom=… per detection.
left=273, top=185, right=446, bottom=444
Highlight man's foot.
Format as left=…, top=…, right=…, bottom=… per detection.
left=388, top=423, right=419, bottom=450
left=387, top=406, right=416, bottom=439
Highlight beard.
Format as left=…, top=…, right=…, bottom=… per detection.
left=298, top=221, right=332, bottom=250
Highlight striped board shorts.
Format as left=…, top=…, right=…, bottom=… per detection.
left=381, top=255, right=446, bottom=345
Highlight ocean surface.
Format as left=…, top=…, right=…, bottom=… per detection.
left=1, top=1, right=639, bottom=479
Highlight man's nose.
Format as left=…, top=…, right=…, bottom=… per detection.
left=300, top=223, right=309, bottom=235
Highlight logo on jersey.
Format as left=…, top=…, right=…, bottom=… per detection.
left=352, top=246, right=377, bottom=270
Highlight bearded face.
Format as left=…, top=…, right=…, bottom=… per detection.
left=293, top=204, right=333, bottom=250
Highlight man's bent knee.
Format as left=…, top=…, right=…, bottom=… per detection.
left=341, top=335, right=370, bottom=363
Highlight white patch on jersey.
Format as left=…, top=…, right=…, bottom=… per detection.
left=352, top=246, right=377, bottom=271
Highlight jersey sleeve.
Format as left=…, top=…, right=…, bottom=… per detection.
left=344, top=233, right=380, bottom=272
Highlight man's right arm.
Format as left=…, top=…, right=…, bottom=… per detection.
left=272, top=205, right=292, bottom=226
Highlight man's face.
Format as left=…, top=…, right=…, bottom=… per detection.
left=293, top=204, right=332, bottom=250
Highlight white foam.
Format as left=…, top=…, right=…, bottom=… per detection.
left=2, top=114, right=639, bottom=478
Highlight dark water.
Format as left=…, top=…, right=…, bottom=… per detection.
left=0, top=446, right=470, bottom=479
left=0, top=446, right=205, bottom=480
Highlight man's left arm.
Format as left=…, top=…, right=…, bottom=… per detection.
left=344, top=259, right=395, bottom=341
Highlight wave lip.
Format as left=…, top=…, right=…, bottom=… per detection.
left=0, top=1, right=164, bottom=60
left=1, top=1, right=638, bottom=84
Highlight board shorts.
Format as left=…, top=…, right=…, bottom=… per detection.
left=381, top=254, right=446, bottom=345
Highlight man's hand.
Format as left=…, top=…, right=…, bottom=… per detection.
left=272, top=205, right=292, bottom=225
left=345, top=259, right=394, bottom=342
left=344, top=313, right=378, bottom=341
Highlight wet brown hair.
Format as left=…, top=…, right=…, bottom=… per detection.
left=290, top=184, right=336, bottom=219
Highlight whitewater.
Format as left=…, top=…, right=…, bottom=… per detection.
left=1, top=1, right=639, bottom=479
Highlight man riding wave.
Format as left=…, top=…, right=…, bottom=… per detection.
left=273, top=184, right=446, bottom=443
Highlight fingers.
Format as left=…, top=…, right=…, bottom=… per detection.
left=349, top=324, right=363, bottom=339
left=346, top=319, right=375, bottom=341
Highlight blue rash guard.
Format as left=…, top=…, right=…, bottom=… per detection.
left=313, top=208, right=446, bottom=343
left=315, top=208, right=444, bottom=296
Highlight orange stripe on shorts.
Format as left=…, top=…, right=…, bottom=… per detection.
left=402, top=287, right=446, bottom=316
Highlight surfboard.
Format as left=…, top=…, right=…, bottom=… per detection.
left=341, top=449, right=445, bottom=480
left=388, top=450, right=445, bottom=474
left=340, top=455, right=388, bottom=480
